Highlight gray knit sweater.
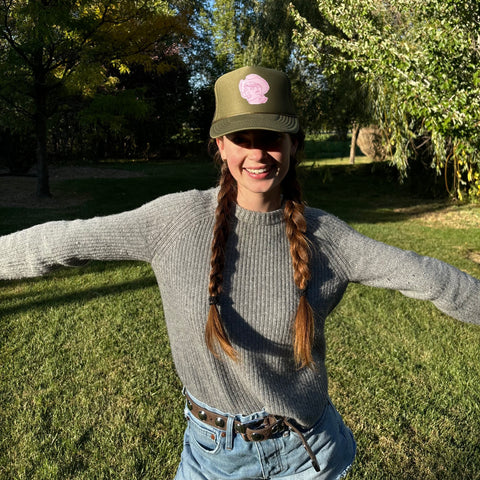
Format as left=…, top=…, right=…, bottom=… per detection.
left=1, top=188, right=479, bottom=426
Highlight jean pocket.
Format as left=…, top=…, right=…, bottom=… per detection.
left=187, top=415, right=223, bottom=455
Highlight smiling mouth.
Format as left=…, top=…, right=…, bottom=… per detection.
left=244, top=166, right=272, bottom=174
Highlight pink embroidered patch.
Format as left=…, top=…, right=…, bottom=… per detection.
left=238, top=74, right=270, bottom=105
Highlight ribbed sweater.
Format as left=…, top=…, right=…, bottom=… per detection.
left=1, top=188, right=479, bottom=426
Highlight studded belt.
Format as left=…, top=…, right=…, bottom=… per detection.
left=184, top=392, right=321, bottom=472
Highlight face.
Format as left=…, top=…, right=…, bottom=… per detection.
left=216, top=130, right=297, bottom=212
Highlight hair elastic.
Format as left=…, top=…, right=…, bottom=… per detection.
left=209, top=296, right=220, bottom=306
left=299, top=288, right=308, bottom=297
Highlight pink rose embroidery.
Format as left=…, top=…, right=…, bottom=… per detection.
left=238, top=74, right=270, bottom=104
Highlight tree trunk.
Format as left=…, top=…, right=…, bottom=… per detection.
left=33, top=65, right=51, bottom=198
left=349, top=122, right=360, bottom=164
left=35, top=105, right=51, bottom=197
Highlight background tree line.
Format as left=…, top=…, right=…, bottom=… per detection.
left=1, top=0, right=479, bottom=199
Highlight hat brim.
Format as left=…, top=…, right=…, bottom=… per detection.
left=210, top=113, right=299, bottom=138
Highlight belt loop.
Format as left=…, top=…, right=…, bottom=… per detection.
left=226, top=415, right=235, bottom=450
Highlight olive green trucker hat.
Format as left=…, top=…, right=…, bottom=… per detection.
left=210, top=66, right=299, bottom=138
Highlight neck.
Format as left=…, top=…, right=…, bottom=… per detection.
left=236, top=189, right=282, bottom=212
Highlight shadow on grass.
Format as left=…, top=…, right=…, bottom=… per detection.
left=300, top=162, right=451, bottom=224
left=0, top=270, right=158, bottom=318
left=303, top=139, right=353, bottom=159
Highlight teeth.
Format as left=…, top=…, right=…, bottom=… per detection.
left=245, top=167, right=269, bottom=174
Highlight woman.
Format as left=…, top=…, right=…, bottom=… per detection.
left=1, top=66, right=479, bottom=479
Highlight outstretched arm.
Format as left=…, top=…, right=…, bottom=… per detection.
left=321, top=215, right=480, bottom=325
left=0, top=205, right=153, bottom=280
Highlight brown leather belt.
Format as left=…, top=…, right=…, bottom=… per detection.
left=185, top=391, right=286, bottom=441
left=184, top=392, right=321, bottom=472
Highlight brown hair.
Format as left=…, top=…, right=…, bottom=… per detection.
left=205, top=132, right=315, bottom=369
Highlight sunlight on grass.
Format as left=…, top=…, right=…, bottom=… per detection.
left=303, top=156, right=373, bottom=166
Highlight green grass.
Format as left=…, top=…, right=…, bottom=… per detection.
left=1, top=150, right=480, bottom=479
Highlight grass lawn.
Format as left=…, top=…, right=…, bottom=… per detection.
left=1, top=149, right=480, bottom=479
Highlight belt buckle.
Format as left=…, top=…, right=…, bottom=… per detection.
left=237, top=416, right=286, bottom=442
left=234, top=419, right=262, bottom=435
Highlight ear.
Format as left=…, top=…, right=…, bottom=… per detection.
left=216, top=137, right=226, bottom=161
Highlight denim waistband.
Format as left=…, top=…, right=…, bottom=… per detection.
left=182, top=387, right=269, bottom=423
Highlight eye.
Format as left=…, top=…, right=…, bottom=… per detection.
left=265, top=132, right=283, bottom=143
left=261, top=132, right=285, bottom=149
left=226, top=131, right=286, bottom=149
left=227, top=133, right=250, bottom=146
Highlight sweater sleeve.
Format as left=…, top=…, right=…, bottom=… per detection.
left=320, top=214, right=480, bottom=325
left=0, top=206, right=153, bottom=280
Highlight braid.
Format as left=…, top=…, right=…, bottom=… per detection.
left=283, top=153, right=315, bottom=370
left=205, top=156, right=238, bottom=361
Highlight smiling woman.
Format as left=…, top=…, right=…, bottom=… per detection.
left=0, top=66, right=479, bottom=480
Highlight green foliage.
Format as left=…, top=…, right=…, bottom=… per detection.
left=0, top=0, right=195, bottom=180
left=79, top=90, right=152, bottom=133
left=291, top=0, right=480, bottom=200
left=47, top=58, right=196, bottom=162
left=209, top=0, right=295, bottom=70
left=0, top=0, right=188, bottom=105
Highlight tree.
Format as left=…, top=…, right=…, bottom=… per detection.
left=209, top=0, right=297, bottom=70
left=0, top=0, right=193, bottom=197
left=291, top=0, right=480, bottom=199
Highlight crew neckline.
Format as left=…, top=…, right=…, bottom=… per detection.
left=231, top=202, right=285, bottom=226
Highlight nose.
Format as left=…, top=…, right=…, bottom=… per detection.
left=247, top=145, right=268, bottom=162
left=246, top=136, right=270, bottom=160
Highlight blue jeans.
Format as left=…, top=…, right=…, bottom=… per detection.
left=175, top=391, right=356, bottom=479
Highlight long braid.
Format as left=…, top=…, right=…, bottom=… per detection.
left=205, top=157, right=238, bottom=361
left=283, top=151, right=315, bottom=370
